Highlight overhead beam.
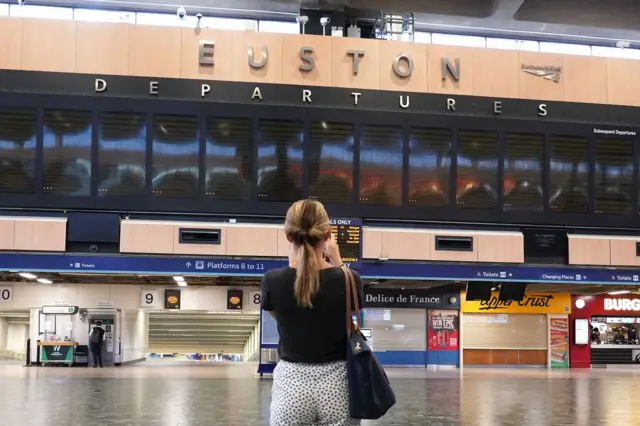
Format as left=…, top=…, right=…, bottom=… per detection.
left=413, top=0, right=640, bottom=46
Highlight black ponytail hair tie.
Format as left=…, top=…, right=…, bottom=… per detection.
left=292, top=230, right=320, bottom=246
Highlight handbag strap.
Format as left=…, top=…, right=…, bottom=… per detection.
left=342, top=266, right=361, bottom=335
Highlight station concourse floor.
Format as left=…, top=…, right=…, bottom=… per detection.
left=0, top=362, right=639, bottom=425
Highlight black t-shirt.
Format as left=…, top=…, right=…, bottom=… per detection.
left=261, top=266, right=364, bottom=364
left=90, top=326, right=105, bottom=345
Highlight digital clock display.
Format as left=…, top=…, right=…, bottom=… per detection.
left=330, top=218, right=362, bottom=265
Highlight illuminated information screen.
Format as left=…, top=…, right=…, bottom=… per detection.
left=330, top=218, right=362, bottom=266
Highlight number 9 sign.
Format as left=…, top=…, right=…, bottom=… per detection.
left=140, top=290, right=160, bottom=309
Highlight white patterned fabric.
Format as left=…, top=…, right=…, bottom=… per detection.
left=270, top=360, right=361, bottom=426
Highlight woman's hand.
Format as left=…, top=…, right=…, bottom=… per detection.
left=324, top=233, right=342, bottom=266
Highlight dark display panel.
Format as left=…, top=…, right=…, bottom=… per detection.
left=257, top=119, right=303, bottom=202
left=503, top=133, right=544, bottom=211
left=205, top=117, right=252, bottom=201
left=309, top=121, right=354, bottom=204
left=98, top=112, right=146, bottom=197
left=549, top=136, right=589, bottom=213
left=3, top=89, right=640, bottom=229
left=43, top=109, right=92, bottom=196
left=456, top=130, right=498, bottom=209
left=408, top=128, right=451, bottom=207
left=0, top=108, right=36, bottom=194
left=359, top=124, right=402, bottom=206
left=594, top=138, right=633, bottom=214
left=330, top=219, right=361, bottom=264
left=152, top=114, right=199, bottom=198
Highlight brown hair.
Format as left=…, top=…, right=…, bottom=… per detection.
left=284, top=199, right=330, bottom=308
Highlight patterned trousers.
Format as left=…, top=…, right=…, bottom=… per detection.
left=270, top=360, right=361, bottom=426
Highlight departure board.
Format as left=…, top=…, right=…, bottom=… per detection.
left=330, top=218, right=362, bottom=266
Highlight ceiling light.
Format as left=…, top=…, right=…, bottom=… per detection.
left=173, top=276, right=185, bottom=282
left=19, top=272, right=37, bottom=279
left=177, top=281, right=187, bottom=287
left=608, top=290, right=631, bottom=295
left=36, top=278, right=53, bottom=285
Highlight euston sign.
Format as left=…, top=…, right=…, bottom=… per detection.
left=198, top=41, right=462, bottom=81
left=604, top=298, right=640, bottom=311
left=87, top=42, right=552, bottom=117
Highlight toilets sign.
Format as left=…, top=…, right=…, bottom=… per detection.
left=604, top=298, right=640, bottom=311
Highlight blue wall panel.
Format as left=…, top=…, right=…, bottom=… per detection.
left=374, top=351, right=427, bottom=366
left=426, top=350, right=459, bottom=366
left=375, top=350, right=459, bottom=367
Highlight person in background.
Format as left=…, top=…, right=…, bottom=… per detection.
left=261, top=199, right=363, bottom=426
left=628, top=324, right=637, bottom=344
left=89, top=320, right=106, bottom=368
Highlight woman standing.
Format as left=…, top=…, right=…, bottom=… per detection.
left=261, top=199, right=363, bottom=426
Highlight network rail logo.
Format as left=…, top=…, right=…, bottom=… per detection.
left=521, top=64, right=562, bottom=82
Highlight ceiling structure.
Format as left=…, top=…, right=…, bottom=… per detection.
left=148, top=311, right=259, bottom=354
left=23, top=0, right=640, bottom=46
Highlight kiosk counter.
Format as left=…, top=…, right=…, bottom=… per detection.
left=38, top=341, right=77, bottom=366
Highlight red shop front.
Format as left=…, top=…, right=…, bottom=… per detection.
left=570, top=294, right=640, bottom=368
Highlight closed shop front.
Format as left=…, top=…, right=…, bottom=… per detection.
left=362, top=287, right=460, bottom=367
left=460, top=292, right=571, bottom=368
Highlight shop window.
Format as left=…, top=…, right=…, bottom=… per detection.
left=503, top=133, right=544, bottom=211
left=43, top=109, right=92, bottom=196
left=549, top=136, right=589, bottom=213
left=256, top=119, right=303, bottom=202
left=362, top=309, right=427, bottom=351
left=205, top=117, right=252, bottom=201
left=0, top=108, right=36, bottom=194
left=462, top=314, right=548, bottom=350
left=408, top=127, right=451, bottom=207
left=309, top=121, right=354, bottom=204
left=359, top=124, right=403, bottom=206
left=152, top=114, right=199, bottom=198
left=594, top=138, right=633, bottom=214
left=456, top=130, right=498, bottom=209
left=98, top=112, right=146, bottom=197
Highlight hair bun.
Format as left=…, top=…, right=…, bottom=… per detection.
left=292, top=229, right=321, bottom=245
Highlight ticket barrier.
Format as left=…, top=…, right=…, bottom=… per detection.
left=258, top=348, right=278, bottom=376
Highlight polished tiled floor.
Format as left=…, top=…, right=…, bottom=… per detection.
left=1, top=362, right=640, bottom=425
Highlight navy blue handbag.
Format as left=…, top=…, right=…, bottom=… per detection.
left=342, top=267, right=396, bottom=420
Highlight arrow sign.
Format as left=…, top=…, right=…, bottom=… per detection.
left=186, top=262, right=192, bottom=268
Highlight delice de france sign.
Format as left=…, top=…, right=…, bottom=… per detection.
left=364, top=288, right=442, bottom=309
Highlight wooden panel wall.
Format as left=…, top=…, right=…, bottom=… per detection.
left=0, top=217, right=68, bottom=252
left=568, top=235, right=640, bottom=267
left=462, top=349, right=547, bottom=366
left=362, top=228, right=524, bottom=263
left=2, top=16, right=640, bottom=106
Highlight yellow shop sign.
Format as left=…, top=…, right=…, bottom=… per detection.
left=460, top=292, right=571, bottom=314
